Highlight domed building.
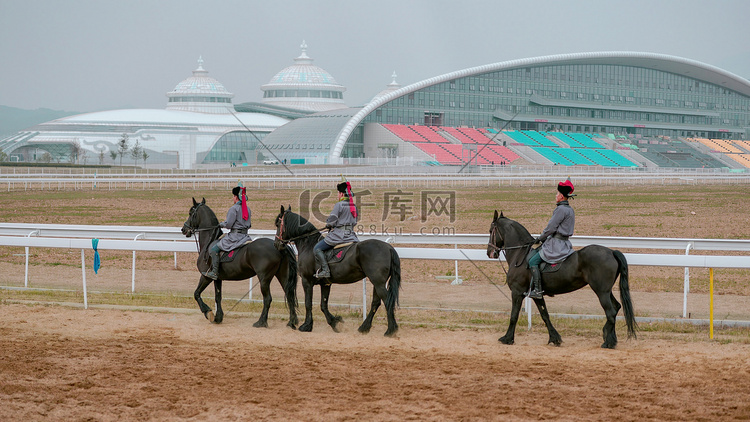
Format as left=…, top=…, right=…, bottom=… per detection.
left=166, top=56, right=234, bottom=114
left=0, top=58, right=289, bottom=168
left=260, top=41, right=348, bottom=113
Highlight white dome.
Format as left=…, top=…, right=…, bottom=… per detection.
left=260, top=41, right=347, bottom=112
left=166, top=57, right=234, bottom=114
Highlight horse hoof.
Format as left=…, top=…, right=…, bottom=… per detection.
left=299, top=324, right=312, bottom=332
left=499, top=336, right=514, bottom=345
left=253, top=320, right=268, bottom=328
left=205, top=311, right=215, bottom=322
left=601, top=342, right=617, bottom=349
left=357, top=325, right=371, bottom=334
left=384, top=329, right=398, bottom=338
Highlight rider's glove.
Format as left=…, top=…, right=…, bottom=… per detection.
left=534, top=236, right=543, bottom=244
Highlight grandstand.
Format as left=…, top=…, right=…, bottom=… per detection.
left=377, top=124, right=749, bottom=170
left=693, top=138, right=750, bottom=168
left=381, top=124, right=519, bottom=166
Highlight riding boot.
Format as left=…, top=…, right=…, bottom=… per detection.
left=314, top=248, right=331, bottom=279
left=528, top=266, right=544, bottom=299
left=202, top=248, right=221, bottom=280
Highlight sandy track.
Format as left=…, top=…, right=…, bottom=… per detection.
left=1, top=303, right=748, bottom=421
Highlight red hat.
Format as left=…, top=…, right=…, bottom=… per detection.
left=557, top=178, right=575, bottom=197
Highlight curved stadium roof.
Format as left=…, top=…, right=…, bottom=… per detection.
left=331, top=51, right=750, bottom=159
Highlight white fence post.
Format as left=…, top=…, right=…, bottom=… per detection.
left=24, top=230, right=39, bottom=287
left=526, top=297, right=532, bottom=330
left=362, top=278, right=367, bottom=322
left=81, top=249, right=88, bottom=309
left=132, top=233, right=145, bottom=292
left=683, top=243, right=692, bottom=318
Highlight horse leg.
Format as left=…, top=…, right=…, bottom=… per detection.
left=532, top=297, right=562, bottom=346
left=298, top=277, right=315, bottom=332
left=213, top=279, right=223, bottom=324
left=253, top=276, right=273, bottom=328
left=193, top=275, right=215, bottom=322
left=499, top=292, right=525, bottom=345
left=597, top=291, right=619, bottom=349
left=376, top=282, right=398, bottom=337
left=358, top=286, right=382, bottom=334
left=319, top=284, right=343, bottom=332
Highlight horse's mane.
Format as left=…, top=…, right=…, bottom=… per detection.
left=499, top=217, right=535, bottom=244
left=284, top=210, right=318, bottom=239
left=197, top=203, right=222, bottom=242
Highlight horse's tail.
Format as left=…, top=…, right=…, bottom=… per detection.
left=384, top=247, right=402, bottom=310
left=280, top=244, right=298, bottom=311
left=614, top=250, right=638, bottom=339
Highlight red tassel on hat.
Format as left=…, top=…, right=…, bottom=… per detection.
left=241, top=187, right=249, bottom=220
left=346, top=182, right=357, bottom=218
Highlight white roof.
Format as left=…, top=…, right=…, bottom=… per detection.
left=52, top=108, right=290, bottom=129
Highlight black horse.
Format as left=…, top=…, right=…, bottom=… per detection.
left=274, top=206, right=402, bottom=336
left=181, top=198, right=298, bottom=328
left=487, top=210, right=637, bottom=348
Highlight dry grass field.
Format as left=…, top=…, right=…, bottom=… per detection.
left=1, top=182, right=750, bottom=420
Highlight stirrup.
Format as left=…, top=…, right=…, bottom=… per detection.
left=314, top=269, right=330, bottom=279
left=202, top=270, right=218, bottom=280
left=527, top=289, right=543, bottom=299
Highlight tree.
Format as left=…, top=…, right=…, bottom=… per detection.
left=98, top=150, right=105, bottom=165
left=117, top=133, right=129, bottom=166
left=40, top=152, right=52, bottom=163
left=109, top=150, right=118, bottom=164
left=69, top=140, right=83, bottom=164
left=0, top=151, right=8, bottom=162
left=130, top=140, right=143, bottom=167
left=142, top=151, right=149, bottom=167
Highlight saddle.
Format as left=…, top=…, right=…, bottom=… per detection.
left=526, top=246, right=569, bottom=274
left=324, top=242, right=355, bottom=264
left=218, top=239, right=254, bottom=263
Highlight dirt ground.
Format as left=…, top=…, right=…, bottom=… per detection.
left=2, top=184, right=750, bottom=420
left=1, top=303, right=749, bottom=421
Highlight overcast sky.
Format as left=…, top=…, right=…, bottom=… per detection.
left=1, top=0, right=749, bottom=112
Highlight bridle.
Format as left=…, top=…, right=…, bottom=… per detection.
left=182, top=203, right=220, bottom=251
left=488, top=220, right=534, bottom=272
left=275, top=209, right=325, bottom=245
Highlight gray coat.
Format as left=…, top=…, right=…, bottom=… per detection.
left=216, top=200, right=253, bottom=251
left=324, top=199, right=359, bottom=246
left=538, top=200, right=575, bottom=263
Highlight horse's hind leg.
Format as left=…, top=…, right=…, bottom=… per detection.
left=253, top=276, right=273, bottom=328
left=319, top=284, right=343, bottom=332
left=598, top=291, right=618, bottom=349
left=358, top=285, right=382, bottom=334
left=532, top=297, right=562, bottom=346
left=376, top=282, right=398, bottom=337
left=213, top=279, right=224, bottom=324
left=194, top=276, right=215, bottom=322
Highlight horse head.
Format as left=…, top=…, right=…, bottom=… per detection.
left=487, top=210, right=505, bottom=259
left=181, top=197, right=218, bottom=237
left=274, top=205, right=291, bottom=250
left=274, top=205, right=318, bottom=250
left=487, top=210, right=534, bottom=262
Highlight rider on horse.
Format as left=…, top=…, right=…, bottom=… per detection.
left=528, top=178, right=576, bottom=299
left=202, top=185, right=253, bottom=280
left=313, top=180, right=359, bottom=279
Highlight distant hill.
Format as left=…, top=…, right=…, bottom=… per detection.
left=0, top=105, right=80, bottom=138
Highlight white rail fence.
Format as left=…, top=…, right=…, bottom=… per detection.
left=1, top=223, right=749, bottom=328
left=2, top=168, right=750, bottom=191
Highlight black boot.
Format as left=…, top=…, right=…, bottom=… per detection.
left=202, top=249, right=220, bottom=280
left=314, top=248, right=331, bottom=279
left=528, top=266, right=543, bottom=299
